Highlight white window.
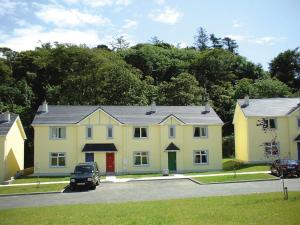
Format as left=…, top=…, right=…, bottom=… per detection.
left=169, top=125, right=175, bottom=138
left=193, top=126, right=208, bottom=138
left=134, top=152, right=149, bottom=166
left=194, top=150, right=208, bottom=164
left=86, top=126, right=93, bottom=139
left=264, top=142, right=279, bottom=156
left=265, top=118, right=277, bottom=129
left=50, top=152, right=66, bottom=167
left=134, top=127, right=148, bottom=138
left=50, top=127, right=66, bottom=139
left=107, top=125, right=113, bottom=138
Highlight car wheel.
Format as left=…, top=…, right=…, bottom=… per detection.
left=70, top=186, right=75, bottom=191
left=91, top=185, right=96, bottom=190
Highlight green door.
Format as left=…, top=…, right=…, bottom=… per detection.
left=168, top=152, right=177, bottom=171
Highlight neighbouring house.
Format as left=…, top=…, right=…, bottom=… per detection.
left=233, top=97, right=300, bottom=163
left=0, top=112, right=27, bottom=182
left=32, top=101, right=223, bottom=175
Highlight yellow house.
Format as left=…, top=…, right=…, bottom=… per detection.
left=233, top=97, right=300, bottom=163
left=32, top=101, right=223, bottom=175
left=0, top=112, right=26, bottom=182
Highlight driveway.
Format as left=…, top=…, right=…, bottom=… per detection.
left=1, top=178, right=300, bottom=209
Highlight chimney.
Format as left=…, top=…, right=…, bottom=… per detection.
left=205, top=102, right=210, bottom=113
left=0, top=111, right=10, bottom=122
left=42, top=100, right=48, bottom=113
left=244, top=95, right=249, bottom=107
left=151, top=101, right=156, bottom=113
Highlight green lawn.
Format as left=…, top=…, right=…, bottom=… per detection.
left=193, top=173, right=276, bottom=184
left=12, top=176, right=70, bottom=184
left=0, top=192, right=299, bottom=225
left=0, top=183, right=67, bottom=195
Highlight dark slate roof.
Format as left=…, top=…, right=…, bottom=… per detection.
left=237, top=98, right=300, bottom=117
left=82, top=143, right=117, bottom=152
left=294, top=135, right=300, bottom=142
left=32, top=105, right=223, bottom=125
left=165, top=142, right=180, bottom=151
left=0, top=113, right=18, bottom=136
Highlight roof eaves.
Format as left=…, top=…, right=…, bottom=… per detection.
left=158, top=114, right=185, bottom=125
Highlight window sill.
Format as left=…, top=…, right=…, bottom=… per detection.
left=50, top=166, right=66, bottom=168
left=133, top=164, right=150, bottom=167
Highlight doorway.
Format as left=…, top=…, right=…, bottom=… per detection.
left=168, top=152, right=177, bottom=171
left=106, top=153, right=115, bottom=173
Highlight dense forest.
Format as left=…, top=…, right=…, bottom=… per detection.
left=1, top=28, right=299, bottom=167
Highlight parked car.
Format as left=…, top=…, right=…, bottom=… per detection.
left=70, top=162, right=100, bottom=191
left=270, top=159, right=300, bottom=178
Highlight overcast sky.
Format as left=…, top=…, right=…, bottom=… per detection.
left=0, top=0, right=299, bottom=69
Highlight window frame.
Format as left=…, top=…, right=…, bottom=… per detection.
left=49, top=152, right=66, bottom=168
left=193, top=150, right=209, bottom=165
left=133, top=151, right=149, bottom=167
left=86, top=125, right=93, bottom=139
left=49, top=127, right=66, bottom=140
left=264, top=142, right=280, bottom=156
left=265, top=118, right=277, bottom=129
left=193, top=126, right=208, bottom=138
left=133, top=127, right=148, bottom=139
left=169, top=125, right=176, bottom=138
left=106, top=125, right=114, bottom=139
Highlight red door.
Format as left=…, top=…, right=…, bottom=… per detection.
left=106, top=153, right=115, bottom=173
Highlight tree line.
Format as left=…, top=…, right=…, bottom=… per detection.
left=0, top=27, right=299, bottom=165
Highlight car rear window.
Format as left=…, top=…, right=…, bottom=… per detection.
left=281, top=160, right=298, bottom=165
left=75, top=165, right=93, bottom=173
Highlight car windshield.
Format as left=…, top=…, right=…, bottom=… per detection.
left=74, top=165, right=93, bottom=174
left=281, top=160, right=298, bottom=165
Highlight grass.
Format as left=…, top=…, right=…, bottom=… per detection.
left=0, top=192, right=299, bottom=225
left=12, top=176, right=70, bottom=184
left=193, top=173, right=276, bottom=184
left=0, top=183, right=67, bottom=195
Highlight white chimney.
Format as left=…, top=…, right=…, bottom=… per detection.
left=42, top=100, right=48, bottom=113
left=205, top=102, right=210, bottom=112
left=151, top=101, right=156, bottom=113
left=244, top=95, right=249, bottom=107
left=0, top=111, right=10, bottom=122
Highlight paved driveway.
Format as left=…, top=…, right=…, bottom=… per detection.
left=1, top=178, right=300, bottom=209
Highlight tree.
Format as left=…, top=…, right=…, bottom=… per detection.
left=209, top=34, right=223, bottom=49
left=110, top=36, right=130, bottom=51
left=222, top=37, right=238, bottom=53
left=157, top=73, right=204, bottom=105
left=269, top=48, right=300, bottom=89
left=194, top=27, right=209, bottom=51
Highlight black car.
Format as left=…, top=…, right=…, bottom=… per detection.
left=70, top=162, right=100, bottom=191
left=270, top=159, right=300, bottom=178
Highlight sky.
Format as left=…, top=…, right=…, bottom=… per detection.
left=0, top=0, right=299, bottom=70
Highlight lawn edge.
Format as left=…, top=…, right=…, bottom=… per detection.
left=189, top=177, right=280, bottom=185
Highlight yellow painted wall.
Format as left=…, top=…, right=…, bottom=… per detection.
left=0, top=118, right=25, bottom=182
left=234, top=104, right=300, bottom=163
left=33, top=110, right=223, bottom=175
left=0, top=136, right=5, bottom=182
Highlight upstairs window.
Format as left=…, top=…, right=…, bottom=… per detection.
left=86, top=126, right=93, bottom=139
left=297, top=118, right=300, bottom=128
left=134, top=127, right=148, bottom=138
left=50, top=127, right=66, bottom=139
left=265, top=118, right=277, bottom=129
left=193, top=126, right=208, bottom=138
left=169, top=126, right=175, bottom=138
left=107, top=126, right=113, bottom=138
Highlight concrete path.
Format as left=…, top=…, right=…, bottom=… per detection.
left=0, top=178, right=299, bottom=209
left=0, top=171, right=271, bottom=187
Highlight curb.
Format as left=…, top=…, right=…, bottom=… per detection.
left=188, top=177, right=280, bottom=185
left=128, top=177, right=186, bottom=182
left=0, top=191, right=61, bottom=197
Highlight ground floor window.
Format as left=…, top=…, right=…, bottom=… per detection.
left=85, top=152, right=94, bottom=162
left=50, top=152, right=66, bottom=167
left=134, top=152, right=149, bottom=166
left=264, top=142, right=279, bottom=156
left=194, top=150, right=208, bottom=164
